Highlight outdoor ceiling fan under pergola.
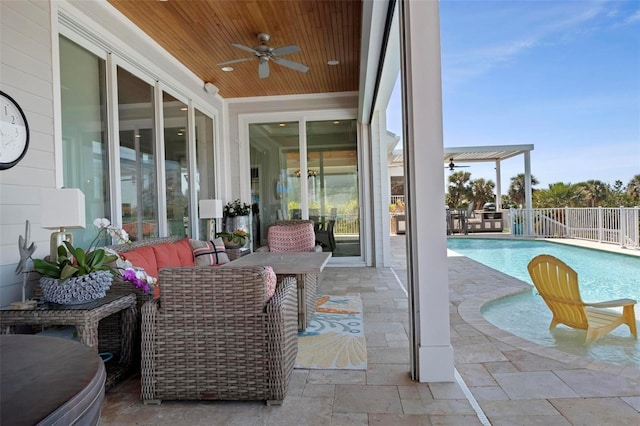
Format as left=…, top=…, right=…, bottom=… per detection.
left=446, top=158, right=470, bottom=171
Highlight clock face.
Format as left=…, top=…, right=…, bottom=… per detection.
left=0, top=91, right=30, bottom=170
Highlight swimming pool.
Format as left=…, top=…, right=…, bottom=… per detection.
left=447, top=238, right=640, bottom=367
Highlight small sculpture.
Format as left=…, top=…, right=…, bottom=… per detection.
left=10, top=220, right=37, bottom=309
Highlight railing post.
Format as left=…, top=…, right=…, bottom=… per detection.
left=619, top=206, right=625, bottom=247
left=564, top=206, right=570, bottom=238
left=635, top=206, right=640, bottom=249
left=597, top=206, right=603, bottom=243
left=509, top=208, right=514, bottom=237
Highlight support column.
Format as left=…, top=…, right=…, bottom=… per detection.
left=524, top=151, right=532, bottom=210
left=524, top=151, right=533, bottom=234
left=400, top=0, right=453, bottom=382
left=495, top=160, right=502, bottom=210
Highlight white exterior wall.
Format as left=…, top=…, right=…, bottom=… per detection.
left=371, top=109, right=391, bottom=267
left=0, top=0, right=56, bottom=306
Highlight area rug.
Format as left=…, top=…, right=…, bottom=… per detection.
left=295, top=294, right=367, bottom=370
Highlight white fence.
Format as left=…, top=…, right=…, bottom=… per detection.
left=335, top=213, right=359, bottom=235
left=509, top=207, right=640, bottom=249
left=390, top=195, right=405, bottom=205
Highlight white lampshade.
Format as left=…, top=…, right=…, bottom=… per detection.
left=199, top=199, right=223, bottom=219
left=41, top=188, right=86, bottom=230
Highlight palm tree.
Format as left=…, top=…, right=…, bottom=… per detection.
left=446, top=171, right=472, bottom=208
left=470, top=178, right=496, bottom=209
left=508, top=173, right=539, bottom=207
left=534, top=182, right=582, bottom=208
left=577, top=180, right=610, bottom=207
left=627, top=174, right=640, bottom=203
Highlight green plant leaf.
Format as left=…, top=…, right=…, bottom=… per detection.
left=60, top=264, right=79, bottom=279
left=87, top=249, right=105, bottom=267
left=33, top=259, right=62, bottom=278
left=57, top=244, right=69, bottom=258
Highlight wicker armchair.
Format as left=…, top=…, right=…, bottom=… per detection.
left=140, top=267, right=298, bottom=405
left=256, top=221, right=323, bottom=253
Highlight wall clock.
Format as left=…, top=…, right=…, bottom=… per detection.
left=0, top=90, right=30, bottom=170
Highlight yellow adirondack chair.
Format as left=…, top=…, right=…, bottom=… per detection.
left=527, top=254, right=637, bottom=343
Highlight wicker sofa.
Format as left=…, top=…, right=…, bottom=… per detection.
left=105, top=237, right=299, bottom=405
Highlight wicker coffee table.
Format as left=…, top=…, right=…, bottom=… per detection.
left=223, top=252, right=331, bottom=330
left=0, top=293, right=136, bottom=389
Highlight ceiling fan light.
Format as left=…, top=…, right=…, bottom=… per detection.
left=221, top=66, right=234, bottom=72
left=327, top=60, right=340, bottom=66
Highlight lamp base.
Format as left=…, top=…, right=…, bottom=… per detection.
left=50, top=229, right=73, bottom=263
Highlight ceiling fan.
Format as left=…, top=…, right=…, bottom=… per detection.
left=446, top=158, right=470, bottom=171
left=217, top=33, right=309, bottom=79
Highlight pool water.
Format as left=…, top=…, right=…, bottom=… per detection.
left=447, top=238, right=640, bottom=367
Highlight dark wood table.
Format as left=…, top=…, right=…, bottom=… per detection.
left=0, top=334, right=106, bottom=426
left=224, top=252, right=331, bottom=330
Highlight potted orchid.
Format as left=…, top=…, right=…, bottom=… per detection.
left=33, top=218, right=156, bottom=304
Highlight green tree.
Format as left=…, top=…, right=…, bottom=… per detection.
left=446, top=171, right=472, bottom=208
left=508, top=173, right=539, bottom=207
left=534, top=182, right=582, bottom=208
left=469, top=178, right=496, bottom=209
left=626, top=174, right=640, bottom=204
left=576, top=180, right=611, bottom=207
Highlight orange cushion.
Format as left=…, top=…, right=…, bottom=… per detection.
left=122, top=246, right=158, bottom=278
left=153, top=243, right=183, bottom=269
left=174, top=238, right=195, bottom=266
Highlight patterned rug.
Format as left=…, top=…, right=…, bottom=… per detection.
left=295, top=294, right=367, bottom=370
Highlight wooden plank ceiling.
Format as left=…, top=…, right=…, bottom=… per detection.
left=108, top=0, right=362, bottom=99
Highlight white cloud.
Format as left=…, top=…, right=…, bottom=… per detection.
left=442, top=1, right=607, bottom=88
left=624, top=10, right=640, bottom=24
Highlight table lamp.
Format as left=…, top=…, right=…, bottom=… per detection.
left=41, top=188, right=86, bottom=262
left=199, top=199, right=223, bottom=240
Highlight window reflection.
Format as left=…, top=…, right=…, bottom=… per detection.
left=117, top=67, right=158, bottom=241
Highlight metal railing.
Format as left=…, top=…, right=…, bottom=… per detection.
left=335, top=214, right=359, bottom=235
left=509, top=207, right=640, bottom=249
left=390, top=195, right=405, bottom=205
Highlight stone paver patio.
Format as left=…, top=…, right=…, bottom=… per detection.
left=100, top=236, right=639, bottom=425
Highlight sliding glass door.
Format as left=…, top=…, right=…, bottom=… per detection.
left=249, top=118, right=360, bottom=257
left=307, top=120, right=360, bottom=256
left=249, top=121, right=300, bottom=247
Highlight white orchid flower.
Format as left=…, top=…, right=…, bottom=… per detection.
left=93, top=218, right=111, bottom=228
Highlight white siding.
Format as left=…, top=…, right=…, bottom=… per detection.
left=0, top=0, right=56, bottom=305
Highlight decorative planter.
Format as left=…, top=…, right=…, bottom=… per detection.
left=513, top=223, right=523, bottom=235
left=224, top=215, right=250, bottom=248
left=221, top=238, right=242, bottom=249
left=39, top=270, right=113, bottom=305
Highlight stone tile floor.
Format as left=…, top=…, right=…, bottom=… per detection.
left=100, top=236, right=640, bottom=425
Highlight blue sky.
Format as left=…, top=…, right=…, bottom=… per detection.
left=387, top=0, right=639, bottom=191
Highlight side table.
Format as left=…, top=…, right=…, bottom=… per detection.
left=0, top=293, right=137, bottom=389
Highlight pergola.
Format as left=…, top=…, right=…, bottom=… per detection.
left=444, top=144, right=535, bottom=210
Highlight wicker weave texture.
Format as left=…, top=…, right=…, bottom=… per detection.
left=140, top=267, right=298, bottom=404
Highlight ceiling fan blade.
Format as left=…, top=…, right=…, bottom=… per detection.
left=272, top=57, right=309, bottom=73
left=272, top=45, right=300, bottom=56
left=216, top=57, right=254, bottom=66
left=231, top=43, right=259, bottom=55
left=258, top=59, right=270, bottom=79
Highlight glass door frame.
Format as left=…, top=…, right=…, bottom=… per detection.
left=239, top=109, right=367, bottom=265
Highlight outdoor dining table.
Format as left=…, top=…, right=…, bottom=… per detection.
left=223, top=251, right=331, bottom=330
